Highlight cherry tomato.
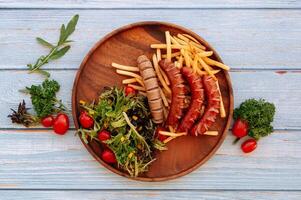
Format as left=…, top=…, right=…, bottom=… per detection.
left=98, top=130, right=111, bottom=142
left=41, top=115, right=54, bottom=127
left=155, top=126, right=169, bottom=142
left=125, top=86, right=136, bottom=96
left=101, top=149, right=117, bottom=164
left=232, top=118, right=249, bottom=138
left=53, top=113, right=69, bottom=135
left=79, top=111, right=94, bottom=129
left=241, top=138, right=257, bottom=153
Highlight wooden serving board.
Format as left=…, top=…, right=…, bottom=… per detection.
left=72, top=21, right=233, bottom=181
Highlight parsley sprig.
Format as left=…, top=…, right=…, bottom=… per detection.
left=27, top=14, right=79, bottom=77
left=234, top=98, right=276, bottom=140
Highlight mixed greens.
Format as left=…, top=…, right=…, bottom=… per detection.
left=78, top=87, right=161, bottom=176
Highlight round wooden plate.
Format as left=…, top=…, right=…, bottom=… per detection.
left=72, top=21, right=233, bottom=181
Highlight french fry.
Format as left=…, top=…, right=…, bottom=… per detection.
left=172, top=36, right=187, bottom=46
left=116, top=69, right=143, bottom=80
left=156, top=48, right=161, bottom=61
left=150, top=44, right=182, bottom=49
left=198, top=58, right=216, bottom=80
left=203, top=57, right=230, bottom=71
left=203, top=131, right=219, bottom=136
left=168, top=126, right=174, bottom=133
left=182, top=49, right=191, bottom=68
left=128, top=84, right=146, bottom=91
left=163, top=106, right=168, bottom=120
left=216, top=81, right=226, bottom=118
left=192, top=55, right=198, bottom=74
left=135, top=77, right=145, bottom=88
left=152, top=54, right=172, bottom=94
left=178, top=55, right=183, bottom=68
left=162, top=51, right=181, bottom=59
left=159, top=87, right=169, bottom=107
left=182, top=33, right=200, bottom=44
left=178, top=34, right=206, bottom=50
left=159, top=66, right=170, bottom=85
left=122, top=78, right=137, bottom=84
left=170, top=36, right=180, bottom=45
left=159, top=131, right=187, bottom=137
left=165, top=31, right=172, bottom=62
left=112, top=62, right=139, bottom=72
left=163, top=136, right=175, bottom=144
left=197, top=51, right=213, bottom=57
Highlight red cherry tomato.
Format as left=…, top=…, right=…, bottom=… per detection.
left=98, top=130, right=111, bottom=142
left=125, top=86, right=136, bottom=96
left=241, top=138, right=257, bottom=153
left=155, top=126, right=169, bottom=142
left=232, top=118, right=249, bottom=138
left=79, top=111, right=94, bottom=129
left=41, top=115, right=54, bottom=127
left=53, top=113, right=69, bottom=135
left=101, top=149, right=117, bottom=164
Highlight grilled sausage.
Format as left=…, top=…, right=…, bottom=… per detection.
left=159, top=59, right=187, bottom=129
left=190, top=75, right=220, bottom=135
left=177, top=67, right=204, bottom=133
left=137, top=55, right=163, bottom=123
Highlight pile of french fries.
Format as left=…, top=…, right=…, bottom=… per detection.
left=151, top=31, right=230, bottom=119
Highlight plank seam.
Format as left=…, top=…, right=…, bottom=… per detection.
left=0, top=7, right=301, bottom=10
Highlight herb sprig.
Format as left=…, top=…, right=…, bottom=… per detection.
left=27, top=14, right=79, bottom=77
left=234, top=98, right=276, bottom=140
left=23, top=79, right=67, bottom=118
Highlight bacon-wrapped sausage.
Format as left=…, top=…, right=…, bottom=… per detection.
left=177, top=67, right=204, bottom=133
left=190, top=75, right=220, bottom=135
left=159, top=59, right=187, bottom=129
left=137, top=55, right=163, bottom=123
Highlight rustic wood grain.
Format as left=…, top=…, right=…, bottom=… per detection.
left=0, top=9, right=301, bottom=69
left=1, top=190, right=301, bottom=200
left=0, top=0, right=300, bottom=8
left=1, top=70, right=300, bottom=129
left=0, top=129, right=300, bottom=190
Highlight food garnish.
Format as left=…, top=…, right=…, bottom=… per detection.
left=23, top=79, right=66, bottom=118
left=232, top=98, right=276, bottom=153
left=27, top=15, right=79, bottom=77
left=9, top=15, right=79, bottom=134
left=241, top=138, right=257, bottom=153
left=8, top=100, right=39, bottom=127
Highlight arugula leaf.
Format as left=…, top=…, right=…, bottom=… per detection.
left=27, top=14, right=79, bottom=77
left=36, top=37, right=54, bottom=48
left=58, top=14, right=79, bottom=45
left=50, top=46, right=70, bottom=60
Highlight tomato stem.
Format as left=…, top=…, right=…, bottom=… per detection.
left=232, top=137, right=241, bottom=145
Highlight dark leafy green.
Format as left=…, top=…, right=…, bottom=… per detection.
left=24, top=79, right=66, bottom=118
left=234, top=98, right=276, bottom=140
left=27, top=14, right=79, bottom=77
left=8, top=100, right=38, bottom=127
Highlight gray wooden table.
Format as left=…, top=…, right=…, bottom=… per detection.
left=0, top=1, right=301, bottom=199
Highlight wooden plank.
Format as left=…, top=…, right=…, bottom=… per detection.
left=0, top=129, right=300, bottom=190
left=0, top=190, right=301, bottom=200
left=0, top=0, right=300, bottom=9
left=0, top=9, right=300, bottom=69
left=2, top=70, right=300, bottom=129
